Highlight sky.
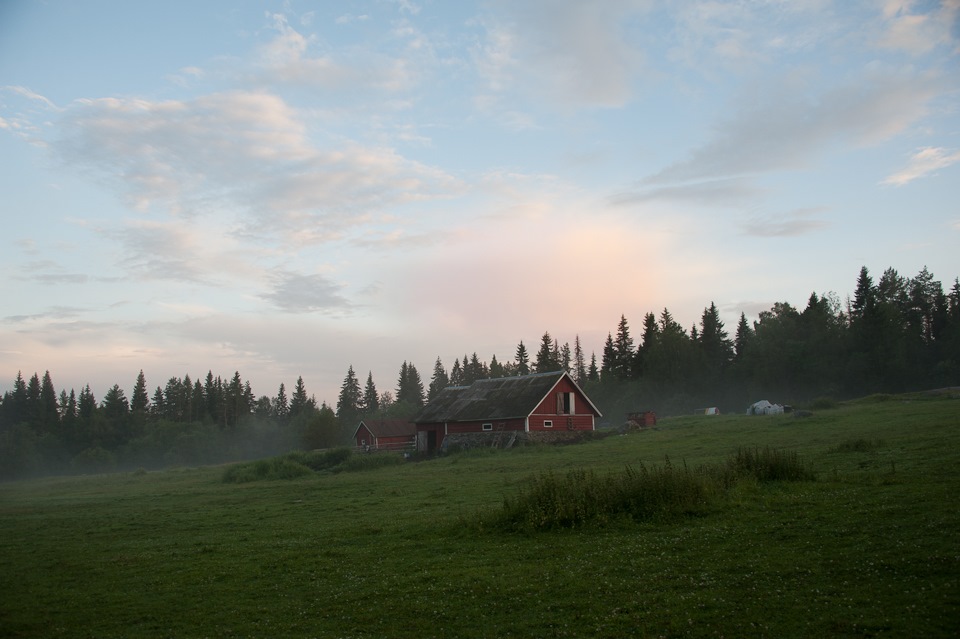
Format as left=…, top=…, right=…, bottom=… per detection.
left=1, top=0, right=958, bottom=406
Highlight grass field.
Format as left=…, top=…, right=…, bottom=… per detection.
left=1, top=394, right=958, bottom=637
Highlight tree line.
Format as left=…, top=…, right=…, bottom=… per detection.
left=2, top=264, right=958, bottom=479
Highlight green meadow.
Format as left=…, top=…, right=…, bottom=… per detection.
left=1, top=394, right=958, bottom=638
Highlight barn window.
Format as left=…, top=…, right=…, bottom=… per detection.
left=556, top=392, right=574, bottom=414
left=482, top=423, right=493, bottom=431
left=544, top=420, right=553, bottom=428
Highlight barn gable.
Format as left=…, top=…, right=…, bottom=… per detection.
left=413, top=371, right=600, bottom=424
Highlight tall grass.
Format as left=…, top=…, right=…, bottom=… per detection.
left=221, top=447, right=406, bottom=482
left=491, top=448, right=814, bottom=531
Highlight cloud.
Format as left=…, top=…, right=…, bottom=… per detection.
left=882, top=146, right=960, bottom=186
left=609, top=178, right=761, bottom=207
left=741, top=207, right=829, bottom=238
left=52, top=91, right=459, bottom=245
left=253, top=14, right=416, bottom=93
left=260, top=270, right=349, bottom=313
left=474, top=0, right=648, bottom=109
left=878, top=0, right=960, bottom=54
left=645, top=71, right=942, bottom=185
left=3, top=306, right=87, bottom=323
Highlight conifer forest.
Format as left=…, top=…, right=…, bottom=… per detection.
left=2, top=265, right=958, bottom=479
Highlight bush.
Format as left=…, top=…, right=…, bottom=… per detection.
left=286, top=448, right=352, bottom=471
left=488, top=448, right=816, bottom=532
left=222, top=457, right=312, bottom=483
left=729, top=447, right=815, bottom=482
left=494, top=459, right=717, bottom=531
left=334, top=452, right=405, bottom=473
left=832, top=438, right=885, bottom=453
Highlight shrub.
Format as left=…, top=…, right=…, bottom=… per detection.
left=287, top=447, right=352, bottom=471
left=488, top=448, right=815, bottom=532
left=334, top=452, right=405, bottom=473
left=222, top=457, right=312, bottom=483
left=832, top=438, right=885, bottom=453
left=495, top=459, right=717, bottom=531
left=729, top=447, right=815, bottom=482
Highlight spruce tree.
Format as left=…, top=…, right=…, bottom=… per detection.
left=363, top=372, right=380, bottom=415
left=600, top=333, right=615, bottom=380
left=450, top=358, right=463, bottom=386
left=535, top=332, right=556, bottom=373
left=515, top=341, right=530, bottom=375
left=336, top=366, right=362, bottom=426
left=428, top=357, right=449, bottom=400
left=612, top=315, right=634, bottom=379
left=131, top=370, right=150, bottom=417
left=290, top=376, right=310, bottom=419
left=573, top=336, right=587, bottom=385
left=274, top=383, right=289, bottom=422
left=587, top=352, right=600, bottom=382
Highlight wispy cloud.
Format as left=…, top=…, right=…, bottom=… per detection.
left=878, top=0, right=960, bottom=54
left=474, top=0, right=648, bottom=110
left=609, top=178, right=761, bottom=207
left=882, top=146, right=960, bottom=186
left=741, top=207, right=829, bottom=238
left=260, top=270, right=349, bottom=314
left=645, top=71, right=941, bottom=185
left=51, top=91, right=460, bottom=245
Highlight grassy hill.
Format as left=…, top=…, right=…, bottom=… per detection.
left=1, top=393, right=958, bottom=637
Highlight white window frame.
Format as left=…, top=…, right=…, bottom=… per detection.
left=544, top=420, right=553, bottom=428
left=482, top=422, right=493, bottom=431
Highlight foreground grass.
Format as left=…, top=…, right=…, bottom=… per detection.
left=1, top=395, right=958, bottom=637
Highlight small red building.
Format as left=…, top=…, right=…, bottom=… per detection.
left=412, top=370, right=602, bottom=452
left=352, top=418, right=417, bottom=451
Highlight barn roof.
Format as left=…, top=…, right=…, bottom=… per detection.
left=412, top=370, right=601, bottom=424
left=355, top=418, right=417, bottom=439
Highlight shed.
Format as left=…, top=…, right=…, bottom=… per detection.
left=353, top=418, right=417, bottom=451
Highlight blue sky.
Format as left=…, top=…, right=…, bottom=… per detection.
left=1, top=0, right=958, bottom=405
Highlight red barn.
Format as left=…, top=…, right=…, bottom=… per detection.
left=412, top=370, right=602, bottom=452
left=352, top=418, right=417, bottom=451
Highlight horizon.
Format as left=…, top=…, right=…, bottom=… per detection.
left=2, top=1, right=958, bottom=405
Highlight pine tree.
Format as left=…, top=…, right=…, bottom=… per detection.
left=428, top=357, right=449, bottom=400
left=449, top=358, right=463, bottom=386
left=39, top=371, right=59, bottom=433
left=573, top=335, right=587, bottom=385
left=336, top=366, right=362, bottom=426
left=535, top=332, right=556, bottom=373
left=131, top=370, right=149, bottom=417
left=600, top=333, right=615, bottom=380
left=515, top=341, right=530, bottom=376
left=489, top=354, right=505, bottom=379
left=396, top=361, right=425, bottom=408
left=587, top=352, right=600, bottom=382
left=734, top=312, right=753, bottom=362
left=698, top=302, right=733, bottom=373
left=363, top=372, right=380, bottom=415
left=290, top=376, right=310, bottom=419
left=274, top=383, right=289, bottom=422
left=612, top=315, right=634, bottom=379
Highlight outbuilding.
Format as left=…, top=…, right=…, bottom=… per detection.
left=412, top=370, right=602, bottom=452
left=352, top=418, right=417, bottom=451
